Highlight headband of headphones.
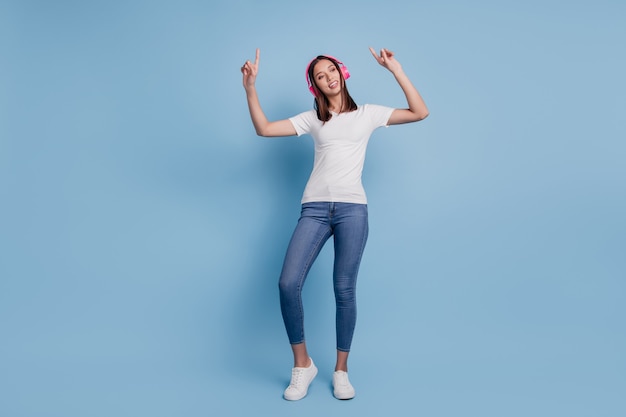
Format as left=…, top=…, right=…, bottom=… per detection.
left=305, top=55, right=350, bottom=96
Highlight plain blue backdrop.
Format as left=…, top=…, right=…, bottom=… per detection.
left=1, top=0, right=625, bottom=416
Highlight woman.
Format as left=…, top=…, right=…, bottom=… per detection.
left=241, top=47, right=428, bottom=401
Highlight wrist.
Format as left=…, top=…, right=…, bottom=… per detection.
left=390, top=66, right=405, bottom=77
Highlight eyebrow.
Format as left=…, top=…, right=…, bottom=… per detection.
left=315, top=64, right=336, bottom=77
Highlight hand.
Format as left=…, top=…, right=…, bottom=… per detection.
left=369, top=47, right=402, bottom=74
left=241, top=48, right=260, bottom=90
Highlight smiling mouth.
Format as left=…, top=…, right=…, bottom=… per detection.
left=329, top=81, right=338, bottom=88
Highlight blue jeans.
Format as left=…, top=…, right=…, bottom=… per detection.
left=278, top=202, right=369, bottom=352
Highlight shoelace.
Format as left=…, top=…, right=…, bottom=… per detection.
left=288, top=368, right=305, bottom=388
left=335, top=372, right=349, bottom=387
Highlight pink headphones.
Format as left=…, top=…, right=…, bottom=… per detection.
left=305, top=55, right=350, bottom=96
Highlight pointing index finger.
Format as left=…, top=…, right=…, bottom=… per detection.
left=369, top=47, right=381, bottom=63
left=255, top=48, right=260, bottom=66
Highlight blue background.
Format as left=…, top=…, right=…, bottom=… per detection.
left=1, top=0, right=625, bottom=416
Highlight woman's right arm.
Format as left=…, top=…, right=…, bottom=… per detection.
left=241, top=49, right=297, bottom=137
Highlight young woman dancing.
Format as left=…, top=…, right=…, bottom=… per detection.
left=241, top=47, right=428, bottom=400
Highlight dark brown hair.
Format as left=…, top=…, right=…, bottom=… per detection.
left=307, top=56, right=357, bottom=123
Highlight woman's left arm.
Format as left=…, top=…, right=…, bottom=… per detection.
left=369, top=47, right=429, bottom=125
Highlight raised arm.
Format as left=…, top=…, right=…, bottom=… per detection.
left=241, top=49, right=297, bottom=137
left=369, top=47, right=429, bottom=125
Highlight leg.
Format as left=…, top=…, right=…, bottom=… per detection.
left=331, top=203, right=369, bottom=370
left=279, top=204, right=329, bottom=401
left=278, top=203, right=331, bottom=363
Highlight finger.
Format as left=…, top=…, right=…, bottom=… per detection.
left=369, top=47, right=383, bottom=64
left=255, top=48, right=260, bottom=66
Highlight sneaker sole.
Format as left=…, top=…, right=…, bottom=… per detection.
left=284, top=367, right=318, bottom=401
left=333, top=389, right=355, bottom=400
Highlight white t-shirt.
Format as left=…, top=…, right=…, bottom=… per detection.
left=289, top=104, right=394, bottom=204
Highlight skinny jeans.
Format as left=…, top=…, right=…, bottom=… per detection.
left=278, top=202, right=368, bottom=352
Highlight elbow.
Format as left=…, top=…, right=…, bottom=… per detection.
left=255, top=126, right=269, bottom=137
left=406, top=110, right=429, bottom=123
left=405, top=106, right=429, bottom=123
left=411, top=110, right=429, bottom=122
left=255, top=130, right=266, bottom=137
left=255, top=121, right=279, bottom=137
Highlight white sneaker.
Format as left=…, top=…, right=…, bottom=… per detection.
left=283, top=358, right=318, bottom=401
left=333, top=370, right=355, bottom=400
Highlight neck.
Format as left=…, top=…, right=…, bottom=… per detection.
left=327, top=95, right=343, bottom=113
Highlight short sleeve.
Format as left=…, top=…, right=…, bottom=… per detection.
left=364, top=104, right=395, bottom=128
left=289, top=110, right=317, bottom=137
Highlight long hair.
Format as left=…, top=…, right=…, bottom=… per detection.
left=307, top=56, right=358, bottom=123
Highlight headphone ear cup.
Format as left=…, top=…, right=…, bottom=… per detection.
left=341, top=65, right=350, bottom=80
left=309, top=85, right=316, bottom=95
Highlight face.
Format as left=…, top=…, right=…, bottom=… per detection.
left=312, top=59, right=342, bottom=97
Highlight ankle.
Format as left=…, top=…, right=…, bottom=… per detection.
left=295, top=357, right=311, bottom=368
